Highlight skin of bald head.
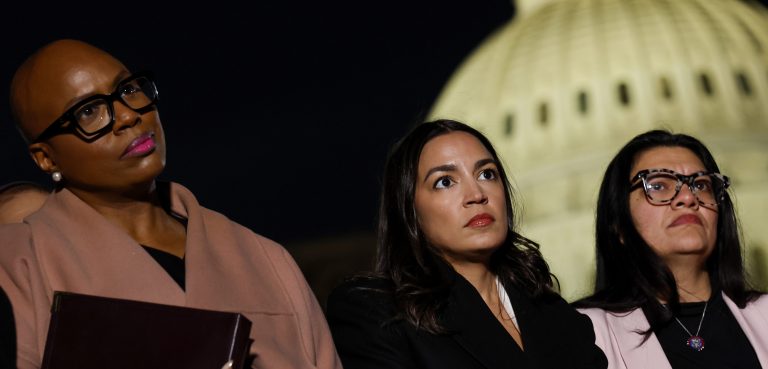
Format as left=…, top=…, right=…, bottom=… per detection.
left=10, top=39, right=167, bottom=195
left=0, top=182, right=49, bottom=224
left=10, top=39, right=127, bottom=142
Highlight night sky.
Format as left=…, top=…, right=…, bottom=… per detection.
left=4, top=0, right=767, bottom=251
left=0, top=1, right=513, bottom=245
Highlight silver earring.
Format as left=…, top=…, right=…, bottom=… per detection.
left=51, top=171, right=62, bottom=182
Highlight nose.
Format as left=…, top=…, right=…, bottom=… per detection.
left=111, top=100, right=141, bottom=134
left=463, top=181, right=488, bottom=207
left=673, top=183, right=699, bottom=209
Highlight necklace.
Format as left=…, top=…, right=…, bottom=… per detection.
left=673, top=301, right=708, bottom=352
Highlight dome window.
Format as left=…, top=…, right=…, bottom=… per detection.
left=504, top=113, right=514, bottom=136
left=699, top=73, right=715, bottom=96
left=659, top=77, right=673, bottom=100
left=577, top=91, right=589, bottom=114
left=539, top=102, right=549, bottom=126
left=735, top=72, right=752, bottom=96
left=618, top=82, right=630, bottom=106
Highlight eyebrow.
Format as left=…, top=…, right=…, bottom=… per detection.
left=475, top=158, right=496, bottom=170
left=423, top=164, right=456, bottom=183
left=422, top=158, right=496, bottom=183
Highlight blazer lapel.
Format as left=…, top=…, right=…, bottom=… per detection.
left=723, top=293, right=768, bottom=367
left=442, top=272, right=525, bottom=369
left=607, top=309, right=672, bottom=369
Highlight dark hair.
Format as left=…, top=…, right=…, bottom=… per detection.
left=573, top=129, right=759, bottom=334
left=375, top=119, right=553, bottom=333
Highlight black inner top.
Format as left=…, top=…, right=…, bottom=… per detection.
left=657, top=290, right=762, bottom=369
left=140, top=185, right=187, bottom=291
left=141, top=245, right=185, bottom=290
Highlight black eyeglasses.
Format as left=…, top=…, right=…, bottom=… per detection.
left=631, top=168, right=730, bottom=207
left=32, top=72, right=158, bottom=143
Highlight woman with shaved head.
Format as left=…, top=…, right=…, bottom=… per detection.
left=0, top=39, right=341, bottom=369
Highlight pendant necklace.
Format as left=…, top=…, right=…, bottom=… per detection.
left=673, top=301, right=708, bottom=351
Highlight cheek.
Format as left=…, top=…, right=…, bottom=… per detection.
left=706, top=213, right=718, bottom=244
left=52, top=140, right=105, bottom=170
left=414, top=196, right=451, bottom=244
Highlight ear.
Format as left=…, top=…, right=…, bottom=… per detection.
left=28, top=142, right=58, bottom=174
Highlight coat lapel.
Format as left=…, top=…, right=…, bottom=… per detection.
left=442, top=272, right=525, bottom=369
left=607, top=309, right=672, bottom=369
left=30, top=187, right=185, bottom=306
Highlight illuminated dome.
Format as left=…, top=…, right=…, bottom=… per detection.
left=431, top=0, right=768, bottom=299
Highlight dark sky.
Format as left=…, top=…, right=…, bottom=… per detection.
left=0, top=1, right=514, bottom=244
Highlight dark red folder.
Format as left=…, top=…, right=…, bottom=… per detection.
left=41, top=291, right=252, bottom=369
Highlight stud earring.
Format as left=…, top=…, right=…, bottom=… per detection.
left=51, top=171, right=62, bottom=182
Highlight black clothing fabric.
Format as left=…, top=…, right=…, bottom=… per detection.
left=0, top=287, right=14, bottom=369
left=327, top=270, right=607, bottom=369
left=657, top=291, right=762, bottom=369
left=141, top=245, right=185, bottom=290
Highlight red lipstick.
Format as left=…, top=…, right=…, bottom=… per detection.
left=670, top=214, right=703, bottom=227
left=121, top=132, right=156, bottom=159
left=465, top=213, right=494, bottom=228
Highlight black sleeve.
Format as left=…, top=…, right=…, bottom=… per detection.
left=518, top=290, right=607, bottom=369
left=326, top=279, right=417, bottom=369
left=569, top=306, right=609, bottom=369
left=551, top=296, right=607, bottom=369
left=0, top=287, right=15, bottom=369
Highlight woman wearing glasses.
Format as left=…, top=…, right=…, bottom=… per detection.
left=575, top=130, right=767, bottom=369
left=0, top=39, right=340, bottom=369
left=327, top=120, right=607, bottom=369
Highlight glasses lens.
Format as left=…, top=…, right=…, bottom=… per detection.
left=119, top=76, right=157, bottom=110
left=643, top=173, right=679, bottom=204
left=691, top=175, right=724, bottom=205
left=73, top=100, right=111, bottom=133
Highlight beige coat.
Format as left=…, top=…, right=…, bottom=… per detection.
left=579, top=294, right=768, bottom=369
left=0, top=183, right=341, bottom=369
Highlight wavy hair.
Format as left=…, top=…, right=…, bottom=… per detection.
left=573, top=129, right=759, bottom=334
left=375, top=119, right=554, bottom=333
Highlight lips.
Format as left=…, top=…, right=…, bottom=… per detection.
left=465, top=213, right=494, bottom=228
left=121, top=132, right=156, bottom=159
left=670, top=214, right=703, bottom=227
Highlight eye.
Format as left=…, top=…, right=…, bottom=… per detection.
left=478, top=168, right=497, bottom=181
left=644, top=174, right=676, bottom=193
left=120, top=82, right=141, bottom=96
left=433, top=176, right=454, bottom=189
left=692, top=178, right=712, bottom=192
left=73, top=101, right=107, bottom=124
left=646, top=182, right=666, bottom=192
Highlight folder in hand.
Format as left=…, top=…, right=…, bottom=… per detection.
left=41, top=291, right=252, bottom=369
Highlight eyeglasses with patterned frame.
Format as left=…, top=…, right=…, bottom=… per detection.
left=630, top=168, right=730, bottom=207
left=31, top=72, right=158, bottom=144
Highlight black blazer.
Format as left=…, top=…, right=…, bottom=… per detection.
left=327, top=271, right=606, bottom=369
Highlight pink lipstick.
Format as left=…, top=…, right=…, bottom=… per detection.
left=121, top=132, right=156, bottom=159
left=465, top=213, right=494, bottom=228
left=670, top=214, right=703, bottom=227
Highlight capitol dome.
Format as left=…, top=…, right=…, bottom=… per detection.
left=430, top=0, right=768, bottom=299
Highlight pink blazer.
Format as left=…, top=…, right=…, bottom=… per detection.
left=579, top=294, right=768, bottom=369
left=0, top=183, right=341, bottom=369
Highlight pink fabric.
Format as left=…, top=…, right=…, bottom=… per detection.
left=579, top=294, right=768, bottom=369
left=0, top=183, right=341, bottom=369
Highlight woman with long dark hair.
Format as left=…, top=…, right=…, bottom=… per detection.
left=327, top=119, right=607, bottom=369
left=575, top=130, right=767, bottom=368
